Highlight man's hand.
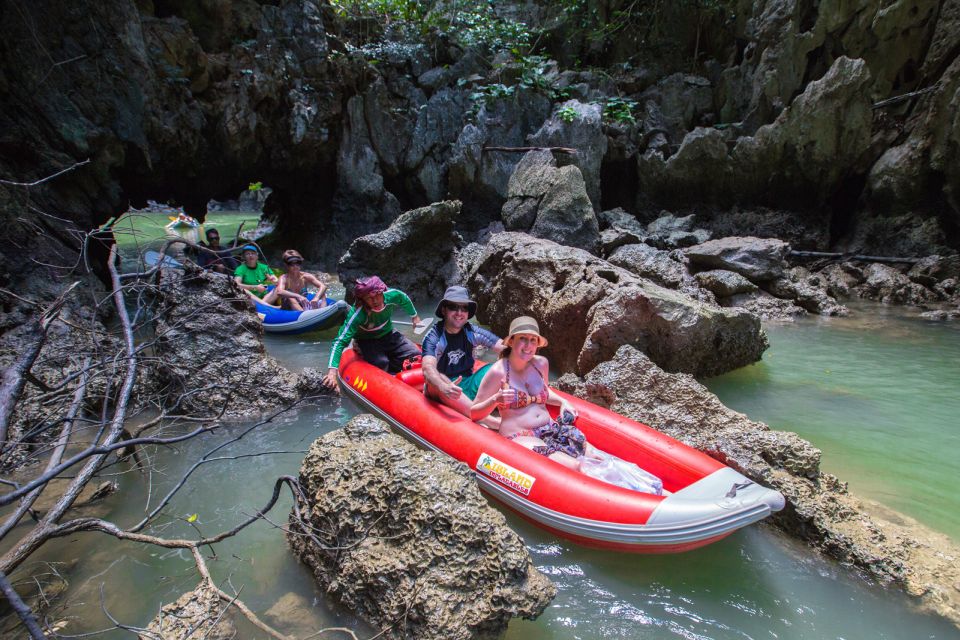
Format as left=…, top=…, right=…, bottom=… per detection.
left=441, top=376, right=463, bottom=399
left=254, top=284, right=266, bottom=293
left=322, top=368, right=340, bottom=393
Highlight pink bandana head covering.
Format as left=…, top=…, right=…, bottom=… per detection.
left=354, top=275, right=387, bottom=297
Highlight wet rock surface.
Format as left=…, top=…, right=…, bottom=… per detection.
left=288, top=414, right=555, bottom=640
left=467, top=232, right=767, bottom=377
left=556, top=345, right=960, bottom=627
left=338, top=200, right=462, bottom=300
left=142, top=581, right=236, bottom=640
left=151, top=268, right=305, bottom=418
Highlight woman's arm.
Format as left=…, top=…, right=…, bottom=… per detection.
left=536, top=357, right=577, bottom=418
left=471, top=364, right=514, bottom=421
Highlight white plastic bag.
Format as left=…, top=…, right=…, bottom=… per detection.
left=580, top=448, right=664, bottom=495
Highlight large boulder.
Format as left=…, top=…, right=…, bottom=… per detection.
left=288, top=415, right=555, bottom=640
left=500, top=150, right=600, bottom=253
left=685, top=236, right=790, bottom=282
left=527, top=99, right=607, bottom=210
left=338, top=200, right=462, bottom=300
left=466, top=232, right=767, bottom=377
left=152, top=268, right=300, bottom=417
left=606, top=243, right=688, bottom=290
left=556, top=345, right=960, bottom=627
left=765, top=268, right=849, bottom=316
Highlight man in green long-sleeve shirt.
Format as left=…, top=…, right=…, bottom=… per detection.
left=323, top=275, right=421, bottom=392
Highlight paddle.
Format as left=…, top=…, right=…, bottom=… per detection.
left=394, top=317, right=435, bottom=335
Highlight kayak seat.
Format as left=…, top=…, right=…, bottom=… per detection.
left=396, top=368, right=425, bottom=387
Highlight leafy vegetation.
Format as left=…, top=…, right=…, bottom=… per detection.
left=557, top=105, right=578, bottom=123
left=597, top=96, right=638, bottom=125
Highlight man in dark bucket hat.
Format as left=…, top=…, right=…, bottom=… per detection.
left=421, top=285, right=504, bottom=426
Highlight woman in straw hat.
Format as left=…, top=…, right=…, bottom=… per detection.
left=471, top=316, right=584, bottom=470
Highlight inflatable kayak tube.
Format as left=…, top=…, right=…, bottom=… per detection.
left=254, top=297, right=348, bottom=335
left=338, top=349, right=785, bottom=553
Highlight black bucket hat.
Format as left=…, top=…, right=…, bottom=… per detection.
left=435, top=285, right=477, bottom=318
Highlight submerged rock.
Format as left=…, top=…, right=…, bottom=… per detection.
left=338, top=200, right=462, bottom=300
left=467, top=232, right=767, bottom=377
left=288, top=415, right=555, bottom=640
left=142, top=581, right=235, bottom=640
left=556, top=345, right=960, bottom=628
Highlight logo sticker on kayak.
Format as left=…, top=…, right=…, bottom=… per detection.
left=351, top=376, right=368, bottom=392
left=477, top=453, right=535, bottom=495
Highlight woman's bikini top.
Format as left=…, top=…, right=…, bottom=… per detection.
left=504, top=363, right=549, bottom=409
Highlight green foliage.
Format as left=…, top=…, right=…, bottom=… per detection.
left=248, top=181, right=263, bottom=192
left=330, top=0, right=533, bottom=56
left=597, top=96, right=638, bottom=125
left=557, top=105, right=578, bottom=123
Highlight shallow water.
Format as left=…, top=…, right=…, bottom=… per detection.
left=706, top=301, right=960, bottom=540
left=5, top=316, right=960, bottom=639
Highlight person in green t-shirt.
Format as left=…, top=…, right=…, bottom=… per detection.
left=233, top=244, right=279, bottom=304
left=323, top=275, right=422, bottom=392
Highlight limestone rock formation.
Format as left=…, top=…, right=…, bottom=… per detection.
left=855, top=263, right=939, bottom=306
left=527, top=99, right=608, bottom=209
left=640, top=57, right=873, bottom=209
left=288, top=415, right=555, bottom=640
left=338, top=200, right=462, bottom=300
left=685, top=236, right=791, bottom=282
left=500, top=150, right=600, bottom=253
left=448, top=89, right=553, bottom=221
left=467, top=232, right=767, bottom=377
left=152, top=267, right=300, bottom=417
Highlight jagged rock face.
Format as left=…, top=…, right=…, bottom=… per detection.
left=142, top=581, right=235, bottom=640
left=606, top=243, right=689, bottom=290
left=500, top=150, right=600, bottom=253
left=717, top=0, right=939, bottom=133
left=527, top=99, right=607, bottom=209
left=466, top=232, right=767, bottom=377
left=767, top=267, right=849, bottom=316
left=555, top=345, right=960, bottom=628
left=855, top=263, right=939, bottom=305
left=288, top=415, right=556, bottom=640
left=640, top=57, right=873, bottom=209
left=448, top=89, right=554, bottom=223
left=152, top=267, right=300, bottom=417
left=337, top=200, right=462, bottom=300
left=720, top=290, right=807, bottom=321
left=685, top=236, right=791, bottom=282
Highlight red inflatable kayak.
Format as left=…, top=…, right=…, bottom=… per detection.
left=338, top=349, right=784, bottom=553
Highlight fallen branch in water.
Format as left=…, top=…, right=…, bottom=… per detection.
left=483, top=145, right=577, bottom=154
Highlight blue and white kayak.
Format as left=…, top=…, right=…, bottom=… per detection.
left=144, top=250, right=183, bottom=269
left=253, top=297, right=348, bottom=335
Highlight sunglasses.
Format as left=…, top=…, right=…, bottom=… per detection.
left=284, top=258, right=303, bottom=265
left=445, top=303, right=470, bottom=312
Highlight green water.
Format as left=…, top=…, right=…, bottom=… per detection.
left=4, top=317, right=959, bottom=638
left=706, top=301, right=960, bottom=540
